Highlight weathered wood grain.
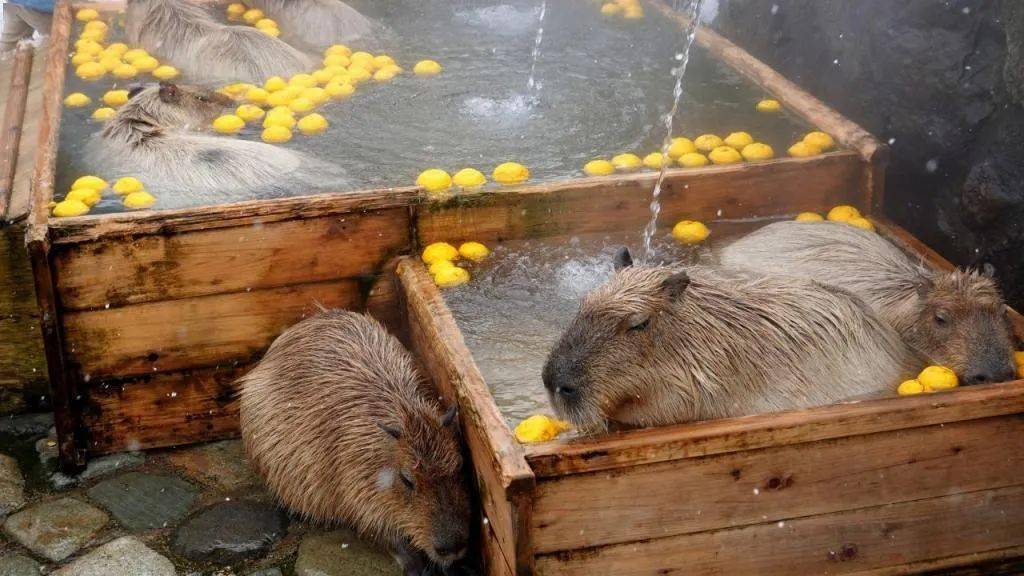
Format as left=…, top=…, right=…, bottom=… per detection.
left=524, top=380, right=1024, bottom=478
left=417, top=152, right=862, bottom=246
left=0, top=46, right=33, bottom=220
left=63, top=280, right=361, bottom=377
left=398, top=258, right=535, bottom=575
left=54, top=206, right=410, bottom=310
left=532, top=415, right=1024, bottom=553
left=535, top=484, right=1024, bottom=576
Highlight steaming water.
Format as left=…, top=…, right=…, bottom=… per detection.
left=444, top=220, right=775, bottom=426
left=55, top=0, right=812, bottom=212
left=642, top=0, right=704, bottom=263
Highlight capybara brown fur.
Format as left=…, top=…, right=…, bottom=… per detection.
left=239, top=310, right=470, bottom=575
left=719, top=220, right=1016, bottom=385
left=125, top=0, right=314, bottom=85
left=89, top=82, right=349, bottom=208
left=247, top=0, right=374, bottom=51
left=542, top=248, right=923, bottom=430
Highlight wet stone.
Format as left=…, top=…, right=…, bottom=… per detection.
left=0, top=413, right=53, bottom=437
left=87, top=472, right=197, bottom=530
left=50, top=452, right=146, bottom=490
left=0, top=553, right=44, bottom=576
left=0, top=454, right=25, bottom=516
left=52, top=536, right=175, bottom=576
left=248, top=569, right=283, bottom=576
left=171, top=500, right=288, bottom=564
left=34, top=438, right=57, bottom=467
left=2, top=497, right=108, bottom=562
left=167, top=440, right=259, bottom=490
left=294, top=529, right=400, bottom=576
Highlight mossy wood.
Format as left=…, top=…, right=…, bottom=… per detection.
left=24, top=2, right=1024, bottom=574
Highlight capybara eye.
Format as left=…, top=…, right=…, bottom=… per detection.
left=933, top=311, right=950, bottom=326
left=627, top=314, right=651, bottom=332
left=400, top=471, right=415, bottom=491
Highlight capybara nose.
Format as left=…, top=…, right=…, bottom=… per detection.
left=964, top=368, right=1014, bottom=386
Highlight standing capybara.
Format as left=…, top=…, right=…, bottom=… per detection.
left=125, top=0, right=314, bottom=85
left=247, top=0, right=374, bottom=51
left=239, top=310, right=471, bottom=576
left=90, top=82, right=349, bottom=208
left=719, top=220, right=1016, bottom=385
left=542, top=248, right=923, bottom=430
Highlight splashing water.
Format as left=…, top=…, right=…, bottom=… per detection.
left=526, top=0, right=548, bottom=94
left=641, top=0, right=706, bottom=263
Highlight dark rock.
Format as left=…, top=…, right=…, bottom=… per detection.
left=51, top=536, right=175, bottom=576
left=87, top=472, right=198, bottom=530
left=171, top=500, right=288, bottom=565
left=0, top=413, right=52, bottom=438
left=0, top=553, right=44, bottom=576
left=2, top=497, right=108, bottom=561
left=294, top=529, right=400, bottom=576
left=51, top=451, right=147, bottom=490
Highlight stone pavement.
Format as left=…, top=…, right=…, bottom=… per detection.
left=0, top=413, right=403, bottom=575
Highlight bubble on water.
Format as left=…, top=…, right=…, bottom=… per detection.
left=462, top=95, right=535, bottom=121
left=456, top=5, right=539, bottom=34
left=925, top=158, right=939, bottom=173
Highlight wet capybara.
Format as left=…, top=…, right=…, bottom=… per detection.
left=719, top=220, right=1016, bottom=385
left=91, top=82, right=349, bottom=208
left=542, top=248, right=923, bottom=431
left=247, top=0, right=374, bottom=51
left=125, top=0, right=314, bottom=85
left=239, top=310, right=471, bottom=576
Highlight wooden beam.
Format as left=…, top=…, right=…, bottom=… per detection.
left=535, top=484, right=1024, bottom=576
left=0, top=46, right=33, bottom=221
left=524, top=380, right=1024, bottom=478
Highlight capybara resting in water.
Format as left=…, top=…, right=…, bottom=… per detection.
left=90, top=82, right=348, bottom=208
left=247, top=0, right=374, bottom=51
left=542, top=248, right=922, bottom=430
left=125, top=0, right=314, bottom=85
left=239, top=310, right=470, bottom=576
left=719, top=220, right=1016, bottom=385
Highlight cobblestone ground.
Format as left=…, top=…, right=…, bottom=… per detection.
left=0, top=413, right=403, bottom=576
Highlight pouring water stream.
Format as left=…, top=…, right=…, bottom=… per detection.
left=641, top=0, right=706, bottom=263
left=526, top=0, right=548, bottom=95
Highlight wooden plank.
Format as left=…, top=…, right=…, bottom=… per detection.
left=397, top=258, right=535, bottom=575
left=0, top=46, right=33, bottom=220
left=49, top=187, right=421, bottom=243
left=63, top=280, right=362, bottom=378
left=651, top=0, right=885, bottom=165
left=523, top=380, right=1024, bottom=478
left=535, top=484, right=1024, bottom=576
left=0, top=225, right=47, bottom=413
left=417, top=152, right=862, bottom=245
left=7, top=39, right=47, bottom=223
left=54, top=206, right=410, bottom=310
left=82, top=365, right=246, bottom=455
left=482, top=514, right=515, bottom=576
left=531, top=415, right=1024, bottom=553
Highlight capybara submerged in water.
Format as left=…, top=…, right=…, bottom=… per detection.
left=125, top=0, right=314, bottom=85
left=239, top=310, right=470, bottom=576
left=543, top=249, right=922, bottom=430
left=90, top=82, right=349, bottom=208
left=719, top=220, right=1016, bottom=385
left=247, top=0, right=374, bottom=51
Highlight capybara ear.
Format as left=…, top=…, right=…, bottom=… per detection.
left=440, top=405, right=458, bottom=426
left=662, top=271, right=691, bottom=302
left=983, top=262, right=996, bottom=278
left=614, top=247, right=633, bottom=271
left=915, top=275, right=935, bottom=298
left=376, top=421, right=403, bottom=440
left=127, top=84, right=146, bottom=99
left=158, top=82, right=181, bottom=103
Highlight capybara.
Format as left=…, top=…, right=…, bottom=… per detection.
left=125, top=0, right=314, bottom=85
left=247, top=0, right=374, bottom=51
left=90, top=82, right=349, bottom=208
left=542, top=248, right=922, bottom=430
left=719, top=220, right=1016, bottom=385
left=239, top=310, right=471, bottom=576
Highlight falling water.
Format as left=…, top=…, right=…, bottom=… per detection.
left=526, top=0, right=548, bottom=94
left=641, top=0, right=706, bottom=262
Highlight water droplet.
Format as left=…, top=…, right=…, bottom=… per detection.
left=770, top=4, right=779, bottom=15
left=925, top=159, right=938, bottom=173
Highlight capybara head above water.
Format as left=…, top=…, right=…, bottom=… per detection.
left=913, top=267, right=1015, bottom=385
left=542, top=248, right=918, bottom=431
left=122, top=82, right=231, bottom=127
left=239, top=311, right=470, bottom=571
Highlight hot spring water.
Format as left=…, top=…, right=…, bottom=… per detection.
left=56, top=0, right=812, bottom=212
left=444, top=220, right=777, bottom=426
